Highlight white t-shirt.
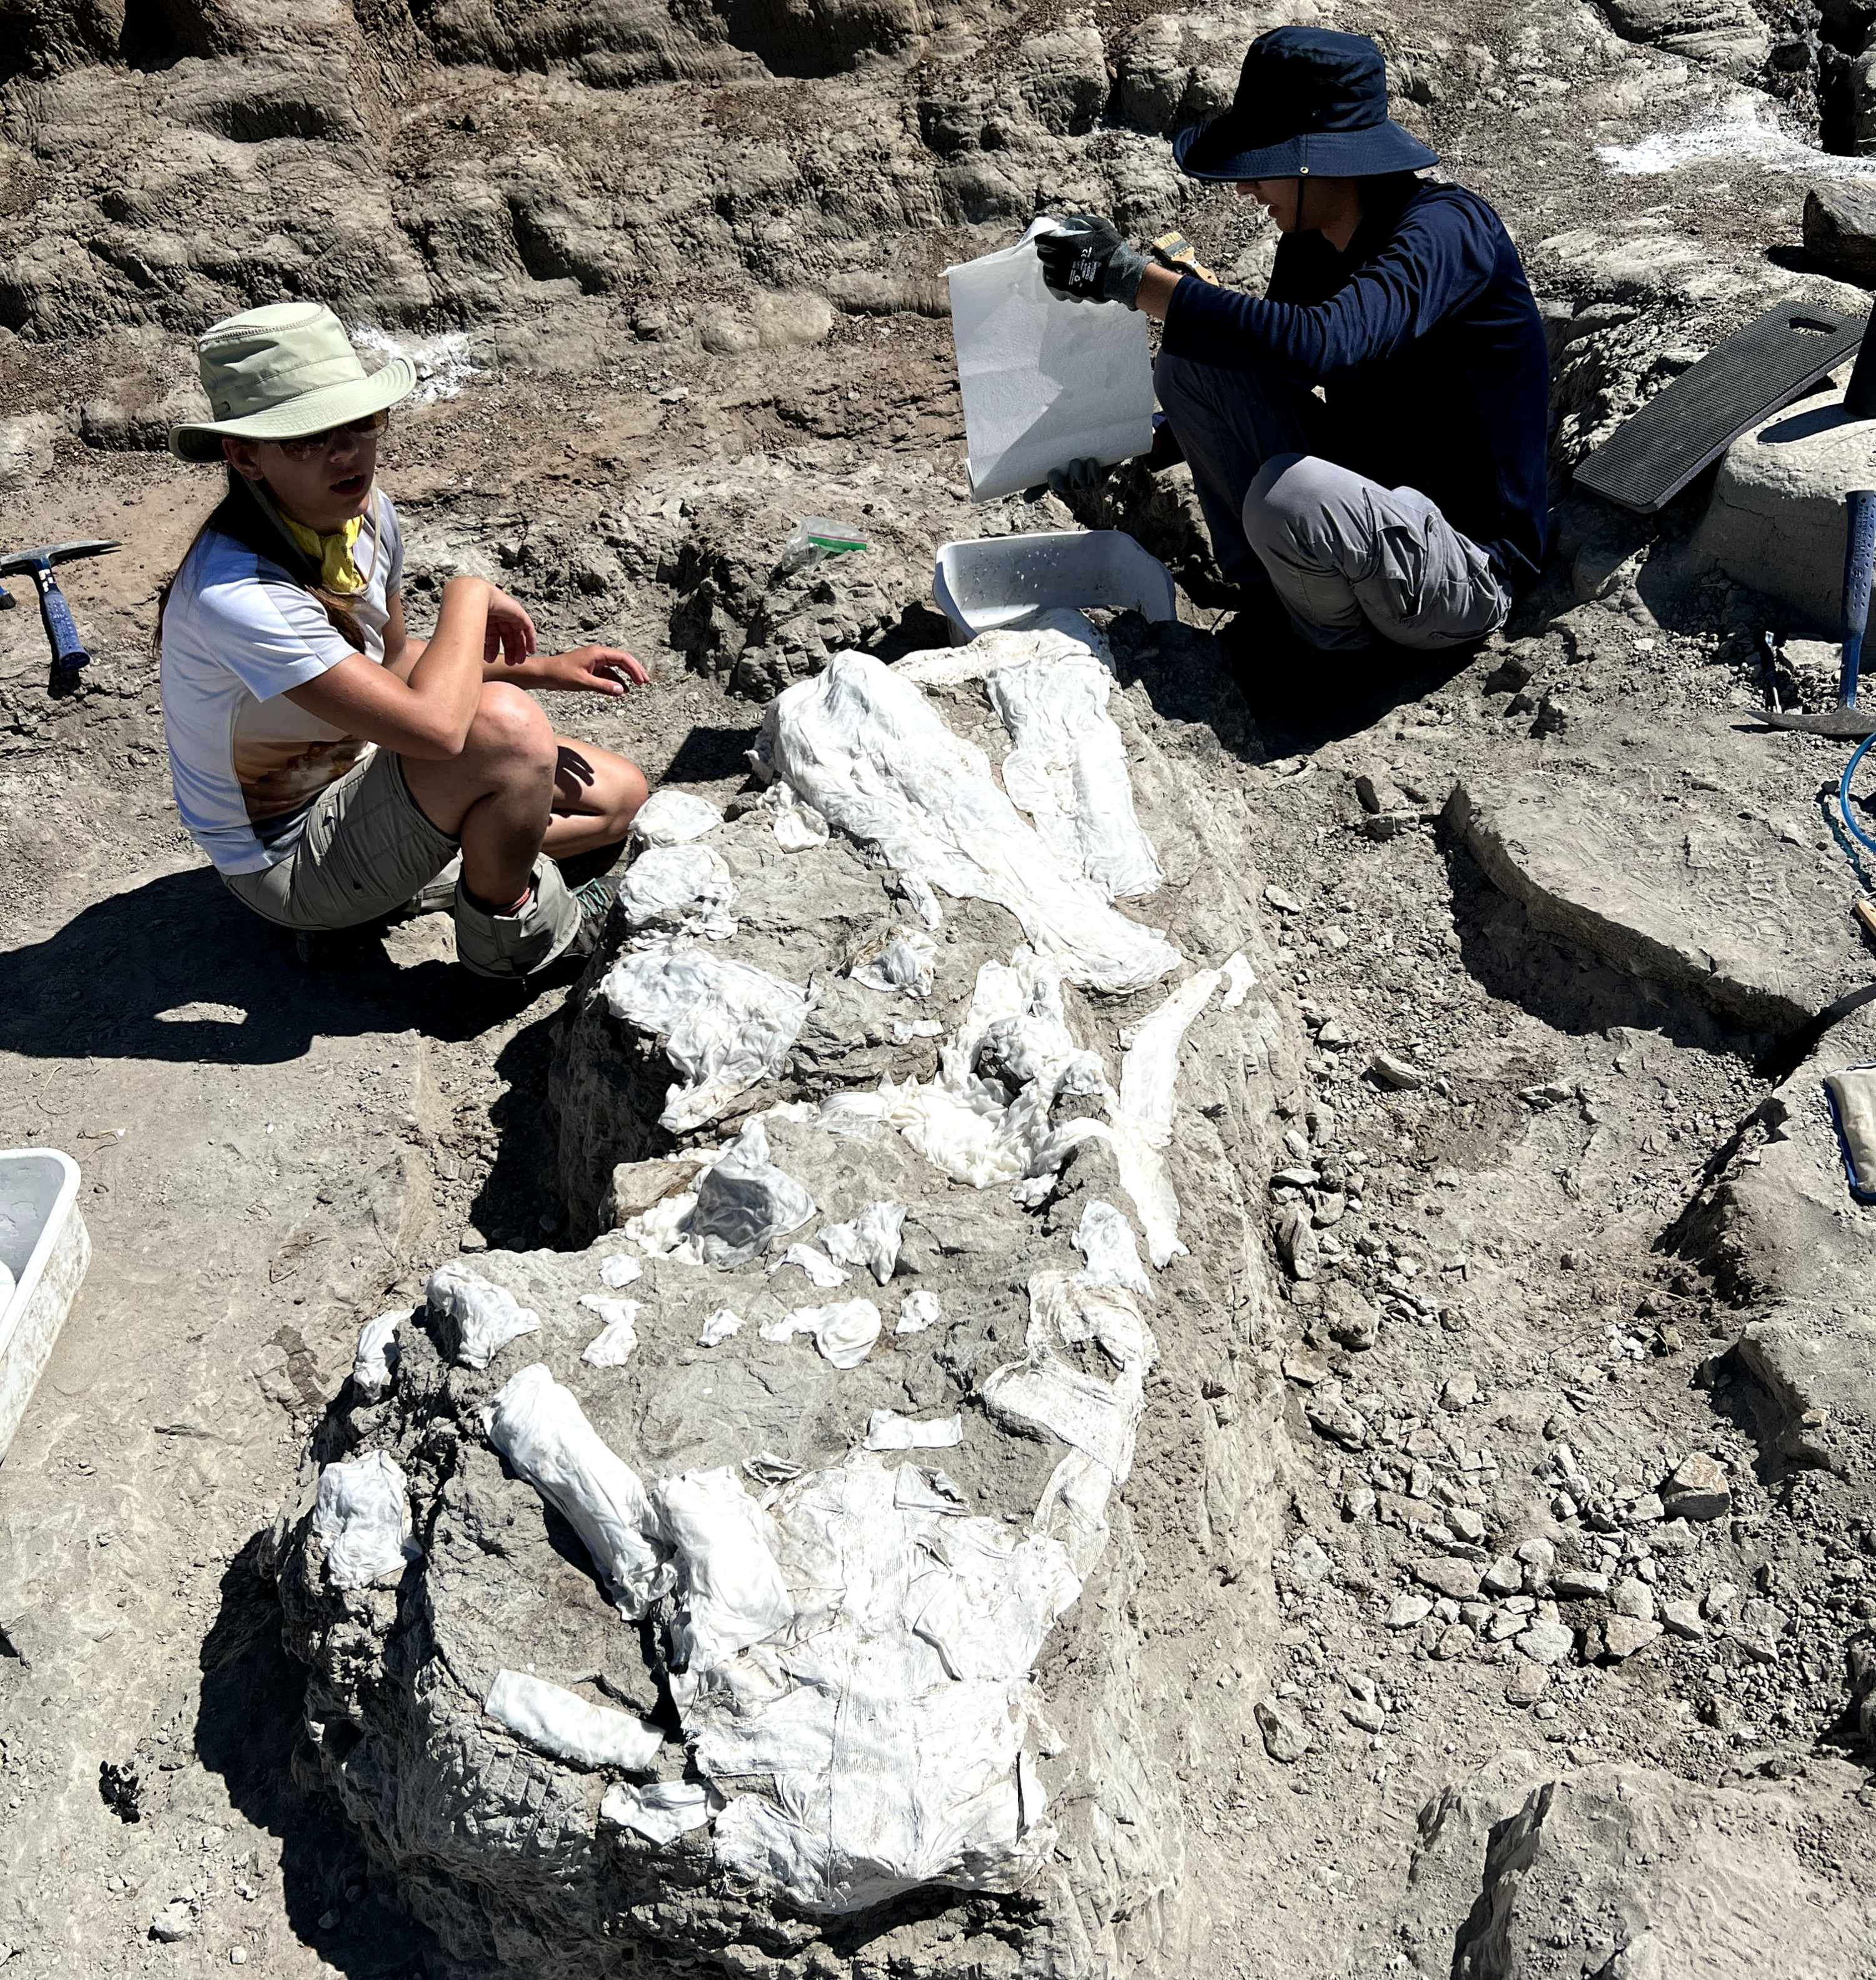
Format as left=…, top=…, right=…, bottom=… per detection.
left=160, top=493, right=404, bottom=873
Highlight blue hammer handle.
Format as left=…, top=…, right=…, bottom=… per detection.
left=1842, top=489, right=1876, bottom=711
left=29, top=562, right=89, bottom=671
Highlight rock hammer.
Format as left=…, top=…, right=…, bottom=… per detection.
left=0, top=538, right=121, bottom=673
left=1760, top=489, right=1876, bottom=738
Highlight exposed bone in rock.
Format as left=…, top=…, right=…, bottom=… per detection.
left=426, top=1263, right=540, bottom=1369
left=480, top=1362, right=672, bottom=1619
left=351, top=1310, right=402, bottom=1401
left=819, top=1199, right=905, bottom=1282
left=865, top=1408, right=965, bottom=1449
left=850, top=926, right=937, bottom=996
left=897, top=1289, right=942, bottom=1332
left=577, top=1295, right=640, bottom=1365
left=1072, top=1200, right=1152, bottom=1295
left=310, top=1452, right=418, bottom=1591
left=602, top=1778, right=724, bottom=1843
left=685, top=1118, right=816, bottom=1265
left=483, top=1669, right=665, bottom=1772
left=630, top=788, right=724, bottom=846
left=759, top=649, right=1180, bottom=994
left=759, top=1296, right=884, bottom=1367
left=984, top=634, right=1163, bottom=901
left=652, top=1466, right=795, bottom=1671
left=617, top=842, right=736, bottom=939
left=280, top=625, right=1299, bottom=1977
left=766, top=780, right=831, bottom=852
left=773, top=1240, right=848, bottom=1287
left=600, top=945, right=810, bottom=1134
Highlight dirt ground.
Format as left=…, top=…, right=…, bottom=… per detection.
left=6, top=0, right=1876, bottom=1967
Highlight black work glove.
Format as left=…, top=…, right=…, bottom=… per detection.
left=1034, top=214, right=1149, bottom=308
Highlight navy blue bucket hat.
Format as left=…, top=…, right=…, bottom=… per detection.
left=1174, top=27, right=1438, bottom=181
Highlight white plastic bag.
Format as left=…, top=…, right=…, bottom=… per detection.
left=946, top=219, right=1156, bottom=504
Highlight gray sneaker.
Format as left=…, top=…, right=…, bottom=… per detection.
left=567, top=875, right=622, bottom=961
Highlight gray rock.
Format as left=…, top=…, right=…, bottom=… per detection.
left=1505, top=1662, right=1550, bottom=1706
left=1696, top=379, right=1876, bottom=639
left=1287, top=1535, right=1331, bottom=1587
left=1483, top=1554, right=1524, bottom=1597
left=1803, top=182, right=1876, bottom=283
left=1660, top=1452, right=1730, bottom=1523
left=1553, top=1569, right=1611, bottom=1601
left=1596, top=1615, right=1662, bottom=1662
left=1276, top=1202, right=1319, bottom=1280
left=1611, top=1577, right=1655, bottom=1622
left=149, top=1901, right=194, bottom=1943
left=1447, top=717, right=1867, bottom=1038
left=1661, top=1599, right=1706, bottom=1639
left=1342, top=1696, right=1386, bottom=1734
left=1412, top=1760, right=1876, bottom=1979
left=1518, top=1617, right=1576, bottom=1665
left=1324, top=1285, right=1379, bottom=1351
left=1414, top=1557, right=1485, bottom=1602
left=1385, top=1592, right=1434, bottom=1631
left=1369, top=1050, right=1428, bottom=1090
left=1255, top=1699, right=1313, bottom=1764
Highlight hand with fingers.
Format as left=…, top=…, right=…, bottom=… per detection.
left=482, top=585, right=538, bottom=667
left=528, top=647, right=652, bottom=696
left=1034, top=214, right=1149, bottom=308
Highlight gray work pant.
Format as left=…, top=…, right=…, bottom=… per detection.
left=1154, top=348, right=1511, bottom=653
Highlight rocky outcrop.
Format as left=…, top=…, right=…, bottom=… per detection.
left=275, top=616, right=1303, bottom=1977
left=1446, top=716, right=1868, bottom=1042
left=1410, top=1756, right=1876, bottom=1978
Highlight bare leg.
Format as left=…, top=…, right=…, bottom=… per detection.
left=543, top=739, right=648, bottom=861
left=398, top=681, right=558, bottom=907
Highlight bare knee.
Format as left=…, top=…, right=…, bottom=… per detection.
left=465, top=682, right=556, bottom=776
left=611, top=760, right=650, bottom=833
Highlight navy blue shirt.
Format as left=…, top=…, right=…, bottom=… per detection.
left=1162, top=180, right=1552, bottom=591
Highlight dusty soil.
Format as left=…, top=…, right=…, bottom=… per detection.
left=5, top=0, right=1876, bottom=1969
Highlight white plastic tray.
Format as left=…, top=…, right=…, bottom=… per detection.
left=934, top=530, right=1178, bottom=643
left=0, top=1148, right=89, bottom=1464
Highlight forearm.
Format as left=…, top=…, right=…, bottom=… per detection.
left=406, top=577, right=492, bottom=747
left=1134, top=263, right=1181, bottom=323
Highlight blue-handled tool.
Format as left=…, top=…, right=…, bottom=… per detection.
left=0, top=538, right=120, bottom=672
left=1762, top=490, right=1876, bottom=737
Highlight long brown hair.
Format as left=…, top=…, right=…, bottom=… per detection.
left=154, top=468, right=368, bottom=656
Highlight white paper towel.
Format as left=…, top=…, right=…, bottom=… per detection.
left=947, top=219, right=1157, bottom=504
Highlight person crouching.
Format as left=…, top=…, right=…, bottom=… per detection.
left=158, top=302, right=650, bottom=980
left=1036, top=28, right=1552, bottom=663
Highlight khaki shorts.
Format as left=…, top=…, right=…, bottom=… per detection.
left=223, top=746, right=457, bottom=932
left=222, top=746, right=583, bottom=979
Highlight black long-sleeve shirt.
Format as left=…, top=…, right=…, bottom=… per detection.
left=1162, top=180, right=1552, bottom=591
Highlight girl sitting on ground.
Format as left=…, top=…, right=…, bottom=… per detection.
left=158, top=301, right=650, bottom=981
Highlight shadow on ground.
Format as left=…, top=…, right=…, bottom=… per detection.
left=0, top=866, right=554, bottom=1067
left=1441, top=838, right=1757, bottom=1057
left=195, top=1540, right=438, bottom=1979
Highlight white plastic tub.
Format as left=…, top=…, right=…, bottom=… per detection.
left=0, top=1149, right=89, bottom=1464
left=934, top=530, right=1178, bottom=643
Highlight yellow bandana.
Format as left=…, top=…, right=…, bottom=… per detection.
left=279, top=511, right=366, bottom=595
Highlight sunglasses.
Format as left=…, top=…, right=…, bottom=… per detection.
left=274, top=409, right=391, bottom=461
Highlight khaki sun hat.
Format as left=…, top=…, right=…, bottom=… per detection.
left=168, top=302, right=416, bottom=463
